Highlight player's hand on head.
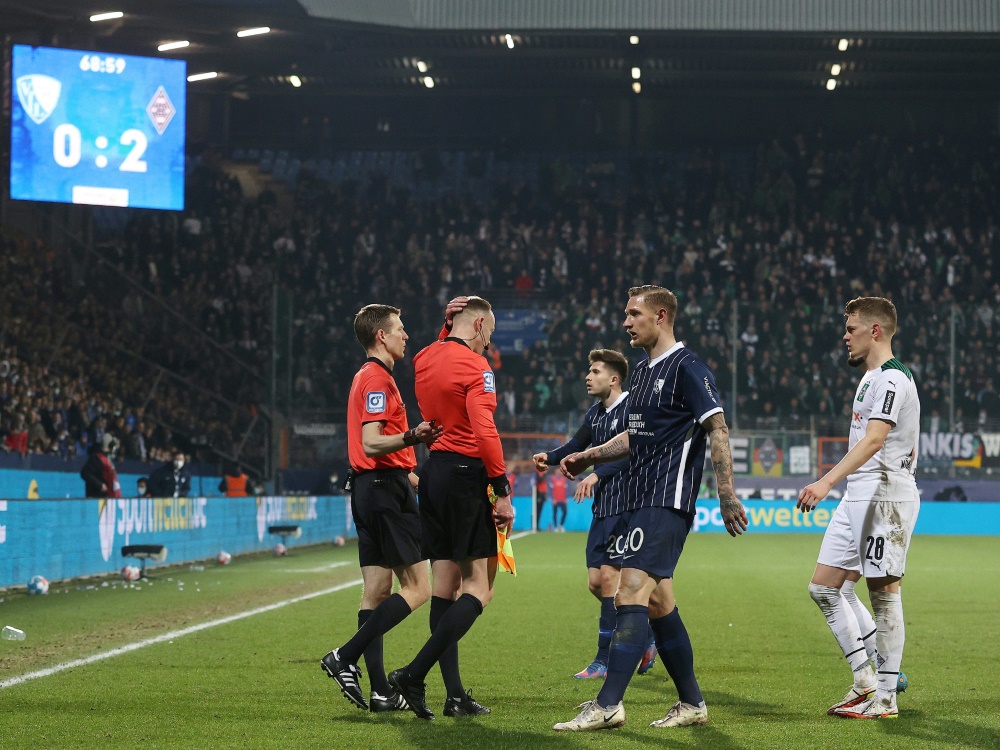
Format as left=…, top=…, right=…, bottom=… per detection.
left=720, top=495, right=748, bottom=537
left=574, top=473, right=598, bottom=502
left=444, top=296, right=470, bottom=328
left=560, top=452, right=590, bottom=479
left=414, top=420, right=444, bottom=445
left=531, top=452, right=549, bottom=472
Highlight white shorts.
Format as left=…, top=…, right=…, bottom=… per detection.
left=817, top=476, right=920, bottom=578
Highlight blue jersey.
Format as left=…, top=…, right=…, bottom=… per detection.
left=625, top=342, right=723, bottom=514
left=546, top=392, right=629, bottom=518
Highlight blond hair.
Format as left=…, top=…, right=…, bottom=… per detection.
left=628, top=285, right=678, bottom=325
left=845, top=297, right=897, bottom=337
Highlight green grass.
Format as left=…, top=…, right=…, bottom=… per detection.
left=1, top=533, right=998, bottom=749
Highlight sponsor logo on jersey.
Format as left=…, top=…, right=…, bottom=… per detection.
left=857, top=382, right=870, bottom=402
left=366, top=391, right=386, bottom=413
left=882, top=391, right=895, bottom=415
left=483, top=371, right=495, bottom=393
left=703, top=376, right=717, bottom=402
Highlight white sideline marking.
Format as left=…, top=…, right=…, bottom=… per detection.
left=0, top=530, right=538, bottom=690
left=261, top=561, right=353, bottom=574
left=0, top=578, right=362, bottom=690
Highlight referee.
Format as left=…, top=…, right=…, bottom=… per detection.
left=388, top=295, right=515, bottom=720
left=321, top=304, right=442, bottom=713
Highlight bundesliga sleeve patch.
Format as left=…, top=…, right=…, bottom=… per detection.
left=366, top=391, right=387, bottom=413
left=483, top=372, right=496, bottom=393
left=882, top=391, right=896, bottom=415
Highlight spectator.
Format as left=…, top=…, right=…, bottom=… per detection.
left=535, top=470, right=548, bottom=529
left=149, top=448, right=192, bottom=498
left=26, top=410, right=51, bottom=453
left=80, top=434, right=122, bottom=498
left=3, top=412, right=28, bottom=455
left=125, top=420, right=147, bottom=461
left=550, top=471, right=568, bottom=532
left=219, top=463, right=250, bottom=497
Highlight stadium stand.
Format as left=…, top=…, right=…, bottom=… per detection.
left=4, top=135, right=999, bottom=480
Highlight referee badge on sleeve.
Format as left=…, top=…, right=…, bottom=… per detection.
left=483, top=372, right=496, bottom=393
left=366, top=391, right=387, bottom=413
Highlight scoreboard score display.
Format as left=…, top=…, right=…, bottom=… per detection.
left=10, top=44, right=186, bottom=211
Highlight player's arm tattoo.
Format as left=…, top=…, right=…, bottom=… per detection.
left=592, top=431, right=629, bottom=463
left=705, top=415, right=738, bottom=510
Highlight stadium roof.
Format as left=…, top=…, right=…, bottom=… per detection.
left=2, top=0, right=999, bottom=99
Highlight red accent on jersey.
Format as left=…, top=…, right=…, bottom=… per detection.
left=347, top=359, right=415, bottom=472
left=414, top=338, right=506, bottom=479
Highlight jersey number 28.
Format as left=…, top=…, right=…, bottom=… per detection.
left=865, top=535, right=885, bottom=562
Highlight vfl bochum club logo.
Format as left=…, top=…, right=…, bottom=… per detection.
left=16, top=75, right=62, bottom=124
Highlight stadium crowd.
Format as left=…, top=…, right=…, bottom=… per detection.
left=3, top=133, right=1000, bottom=467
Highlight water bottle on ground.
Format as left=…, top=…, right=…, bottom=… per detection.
left=2, top=626, right=26, bottom=641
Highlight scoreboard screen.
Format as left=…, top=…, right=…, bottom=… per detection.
left=10, top=44, right=186, bottom=211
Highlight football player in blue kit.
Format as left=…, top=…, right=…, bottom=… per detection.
left=553, top=285, right=748, bottom=732
left=533, top=349, right=657, bottom=679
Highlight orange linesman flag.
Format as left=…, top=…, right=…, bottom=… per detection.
left=496, top=526, right=516, bottom=576
left=488, top=485, right=516, bottom=576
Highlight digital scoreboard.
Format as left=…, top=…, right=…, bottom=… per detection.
left=10, top=45, right=186, bottom=211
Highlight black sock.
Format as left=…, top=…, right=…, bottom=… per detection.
left=595, top=596, right=616, bottom=664
left=431, top=596, right=465, bottom=699
left=596, top=604, right=647, bottom=707
left=357, top=610, right=391, bottom=695
left=340, top=593, right=411, bottom=666
left=406, top=593, right=483, bottom=681
left=650, top=607, right=703, bottom=705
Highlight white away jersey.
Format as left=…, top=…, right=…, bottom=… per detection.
left=849, top=358, right=920, bottom=480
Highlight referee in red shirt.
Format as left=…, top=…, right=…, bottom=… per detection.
left=388, top=296, right=514, bottom=720
left=321, top=304, right=442, bottom=713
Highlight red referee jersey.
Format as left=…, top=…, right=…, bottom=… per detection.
left=347, top=358, right=416, bottom=472
left=413, top=337, right=506, bottom=480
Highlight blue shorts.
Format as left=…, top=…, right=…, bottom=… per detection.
left=586, top=514, right=626, bottom=569
left=616, top=506, right=693, bottom=579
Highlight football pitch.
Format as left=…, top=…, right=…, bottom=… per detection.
left=1, top=532, right=997, bottom=750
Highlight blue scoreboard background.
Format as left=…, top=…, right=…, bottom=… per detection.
left=10, top=45, right=186, bottom=211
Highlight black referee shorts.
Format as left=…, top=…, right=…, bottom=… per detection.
left=419, top=452, right=495, bottom=562
left=351, top=468, right=425, bottom=568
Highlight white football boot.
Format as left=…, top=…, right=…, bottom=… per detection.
left=552, top=700, right=626, bottom=731
left=827, top=682, right=876, bottom=715
left=650, top=700, right=709, bottom=728
left=833, top=692, right=898, bottom=719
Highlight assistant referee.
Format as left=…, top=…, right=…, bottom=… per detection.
left=321, top=303, right=442, bottom=713
left=388, top=295, right=514, bottom=720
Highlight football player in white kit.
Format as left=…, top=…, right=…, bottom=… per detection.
left=798, top=297, right=920, bottom=719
